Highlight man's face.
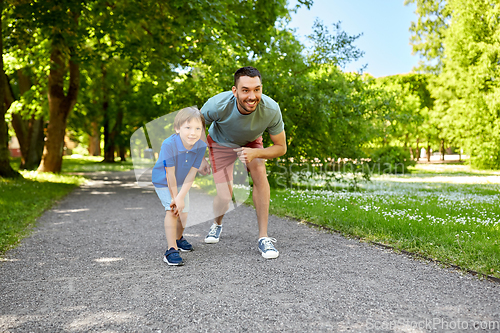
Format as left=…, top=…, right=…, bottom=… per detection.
left=232, top=76, right=262, bottom=115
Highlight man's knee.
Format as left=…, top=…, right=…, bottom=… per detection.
left=215, top=183, right=233, bottom=203
left=249, top=159, right=268, bottom=183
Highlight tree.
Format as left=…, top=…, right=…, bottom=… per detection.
left=0, top=0, right=21, bottom=178
left=436, top=0, right=500, bottom=168
left=6, top=0, right=297, bottom=172
left=7, top=69, right=45, bottom=170
left=408, top=0, right=500, bottom=168
left=405, top=0, right=450, bottom=73
left=376, top=73, right=435, bottom=160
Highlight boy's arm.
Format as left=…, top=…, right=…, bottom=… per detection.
left=173, top=167, right=199, bottom=214
left=165, top=167, right=179, bottom=208
left=176, top=167, right=198, bottom=200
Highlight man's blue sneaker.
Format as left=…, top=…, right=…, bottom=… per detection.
left=163, top=248, right=184, bottom=266
left=258, top=237, right=279, bottom=259
left=176, top=236, right=193, bottom=252
left=204, top=223, right=222, bottom=244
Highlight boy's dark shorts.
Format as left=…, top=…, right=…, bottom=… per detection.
left=207, top=134, right=263, bottom=184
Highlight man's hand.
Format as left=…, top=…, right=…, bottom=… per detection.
left=198, top=158, right=211, bottom=175
left=233, top=147, right=260, bottom=164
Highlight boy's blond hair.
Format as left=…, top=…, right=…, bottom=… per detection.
left=174, top=106, right=205, bottom=130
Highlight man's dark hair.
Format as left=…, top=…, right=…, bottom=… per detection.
left=234, top=66, right=262, bottom=87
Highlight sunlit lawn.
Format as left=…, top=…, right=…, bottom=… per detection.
left=0, top=171, right=85, bottom=254
left=61, top=155, right=134, bottom=173
left=267, top=164, right=500, bottom=279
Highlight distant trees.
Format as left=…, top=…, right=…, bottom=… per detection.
left=406, top=0, right=500, bottom=168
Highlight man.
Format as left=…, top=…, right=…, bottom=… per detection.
left=199, top=66, right=287, bottom=259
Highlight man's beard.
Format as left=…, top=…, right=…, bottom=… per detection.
left=236, top=93, right=259, bottom=115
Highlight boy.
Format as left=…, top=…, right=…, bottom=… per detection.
left=152, top=107, right=207, bottom=266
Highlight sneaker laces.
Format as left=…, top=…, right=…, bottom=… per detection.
left=208, top=224, right=220, bottom=237
left=260, top=237, right=277, bottom=251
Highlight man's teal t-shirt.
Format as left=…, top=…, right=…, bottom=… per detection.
left=200, top=91, right=284, bottom=147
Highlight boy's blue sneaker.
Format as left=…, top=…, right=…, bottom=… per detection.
left=258, top=237, right=279, bottom=259
left=176, top=236, right=193, bottom=252
left=204, top=223, right=222, bottom=244
left=163, top=248, right=184, bottom=266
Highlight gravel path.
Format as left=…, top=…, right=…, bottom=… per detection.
left=1, top=171, right=499, bottom=332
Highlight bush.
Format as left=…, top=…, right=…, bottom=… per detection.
left=369, top=146, right=415, bottom=174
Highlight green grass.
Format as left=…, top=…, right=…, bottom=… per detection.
left=266, top=166, right=500, bottom=279
left=61, top=156, right=134, bottom=173
left=0, top=171, right=85, bottom=254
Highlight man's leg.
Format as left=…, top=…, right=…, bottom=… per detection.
left=247, top=158, right=270, bottom=238
left=213, top=180, right=233, bottom=225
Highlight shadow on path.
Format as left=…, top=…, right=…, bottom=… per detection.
left=1, top=171, right=499, bottom=332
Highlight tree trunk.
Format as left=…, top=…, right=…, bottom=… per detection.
left=25, top=115, right=44, bottom=169
left=440, top=139, right=445, bottom=161
left=427, top=142, right=431, bottom=162
left=0, top=0, right=21, bottom=178
left=415, top=137, right=420, bottom=160
left=102, top=64, right=115, bottom=163
left=88, top=121, right=101, bottom=156
left=38, top=42, right=80, bottom=173
left=119, top=145, right=126, bottom=162
left=8, top=69, right=44, bottom=170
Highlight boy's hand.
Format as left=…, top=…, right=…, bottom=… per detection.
left=174, top=197, right=185, bottom=216
left=169, top=199, right=179, bottom=216
left=233, top=147, right=258, bottom=164
left=198, top=158, right=211, bottom=175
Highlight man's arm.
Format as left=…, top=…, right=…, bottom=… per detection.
left=234, top=130, right=287, bottom=164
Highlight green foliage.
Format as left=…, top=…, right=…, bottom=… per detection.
left=405, top=0, right=450, bottom=72
left=4, top=0, right=296, bottom=169
left=369, top=146, right=416, bottom=174
left=374, top=73, right=438, bottom=157
left=407, top=0, right=500, bottom=169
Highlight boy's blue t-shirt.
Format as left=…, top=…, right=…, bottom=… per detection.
left=152, top=134, right=207, bottom=188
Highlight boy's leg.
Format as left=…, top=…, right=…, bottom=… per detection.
left=176, top=212, right=188, bottom=239
left=164, top=210, right=178, bottom=249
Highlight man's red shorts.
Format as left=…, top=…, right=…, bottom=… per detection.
left=207, top=134, right=264, bottom=184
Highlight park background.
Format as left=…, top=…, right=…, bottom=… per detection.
left=0, top=0, right=499, bottom=280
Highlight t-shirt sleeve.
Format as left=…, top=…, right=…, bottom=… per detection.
left=200, top=97, right=219, bottom=127
left=192, top=143, right=207, bottom=169
left=159, top=141, right=176, bottom=167
left=267, top=105, right=285, bottom=136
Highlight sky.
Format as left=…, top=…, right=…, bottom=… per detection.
left=288, top=0, right=421, bottom=77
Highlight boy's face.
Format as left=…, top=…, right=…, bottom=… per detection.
left=232, top=75, right=262, bottom=115
left=175, top=118, right=203, bottom=149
